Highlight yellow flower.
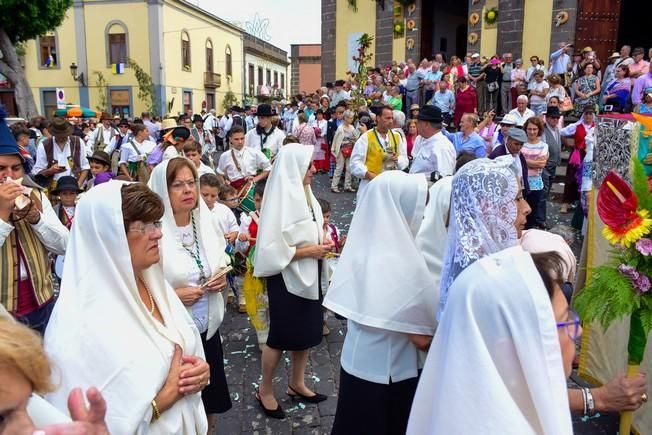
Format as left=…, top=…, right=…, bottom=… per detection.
left=395, top=25, right=402, bottom=32
left=602, top=209, right=652, bottom=247
left=487, top=11, right=496, bottom=20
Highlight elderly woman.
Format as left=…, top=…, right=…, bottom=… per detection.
left=574, top=63, right=601, bottom=112
left=325, top=171, right=435, bottom=435
left=293, top=112, right=317, bottom=146
left=331, top=110, right=358, bottom=193
left=147, top=157, right=231, bottom=431
left=603, top=64, right=632, bottom=112
left=253, top=144, right=332, bottom=419
left=453, top=76, right=477, bottom=128
left=44, top=182, right=210, bottom=433
left=528, top=71, right=550, bottom=115
left=408, top=247, right=577, bottom=434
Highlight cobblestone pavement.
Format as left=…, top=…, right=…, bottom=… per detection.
left=213, top=173, right=619, bottom=434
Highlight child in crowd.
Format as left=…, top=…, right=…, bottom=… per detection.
left=86, top=150, right=114, bottom=190
left=236, top=181, right=269, bottom=348
left=51, top=176, right=83, bottom=282
left=184, top=140, right=214, bottom=177
left=317, top=198, right=346, bottom=336
left=282, top=135, right=300, bottom=145
left=200, top=173, right=241, bottom=307
left=218, top=183, right=242, bottom=221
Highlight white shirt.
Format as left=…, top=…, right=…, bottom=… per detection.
left=119, top=139, right=156, bottom=165
left=86, top=125, right=117, bottom=155
left=163, top=145, right=183, bottom=161
left=244, top=126, right=285, bottom=158
left=508, top=108, right=536, bottom=126
left=209, top=203, right=239, bottom=235
left=350, top=129, right=409, bottom=198
left=341, top=320, right=424, bottom=384
left=104, top=133, right=132, bottom=156
left=409, top=132, right=456, bottom=176
left=0, top=192, right=69, bottom=280
left=196, top=162, right=214, bottom=177
left=217, top=147, right=271, bottom=181
left=219, top=116, right=233, bottom=138
left=528, top=80, right=550, bottom=104
left=33, top=138, right=91, bottom=181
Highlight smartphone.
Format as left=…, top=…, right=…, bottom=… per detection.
left=604, top=105, right=613, bottom=112
left=200, top=265, right=233, bottom=289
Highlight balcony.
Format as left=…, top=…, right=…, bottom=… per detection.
left=204, top=72, right=221, bottom=89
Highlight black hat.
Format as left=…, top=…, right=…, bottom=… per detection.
left=335, top=79, right=345, bottom=87
left=192, top=114, right=204, bottom=123
left=118, top=118, right=130, bottom=127
left=254, top=103, right=274, bottom=117
left=51, top=176, right=82, bottom=194
left=417, top=105, right=444, bottom=123
left=88, top=150, right=111, bottom=167
left=231, top=105, right=244, bottom=113
left=171, top=126, right=191, bottom=141
left=545, top=106, right=561, bottom=118
left=581, top=104, right=595, bottom=114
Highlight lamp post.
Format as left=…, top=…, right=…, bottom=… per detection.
left=69, top=62, right=86, bottom=87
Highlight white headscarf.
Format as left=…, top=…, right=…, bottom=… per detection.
left=407, top=246, right=573, bottom=435
left=438, top=156, right=519, bottom=317
left=253, top=143, right=328, bottom=300
left=416, top=176, right=453, bottom=281
left=44, top=181, right=207, bottom=435
left=324, top=171, right=436, bottom=335
left=148, top=157, right=227, bottom=339
left=521, top=229, right=576, bottom=283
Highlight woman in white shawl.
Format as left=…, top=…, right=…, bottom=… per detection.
left=324, top=170, right=436, bottom=434
left=148, top=157, right=231, bottom=430
left=44, top=181, right=210, bottom=434
left=253, top=143, right=332, bottom=419
left=407, top=247, right=576, bottom=434
left=438, top=156, right=531, bottom=318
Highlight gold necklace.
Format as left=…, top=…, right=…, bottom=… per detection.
left=138, top=275, right=156, bottom=316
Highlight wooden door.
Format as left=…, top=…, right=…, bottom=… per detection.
left=575, top=0, right=621, bottom=63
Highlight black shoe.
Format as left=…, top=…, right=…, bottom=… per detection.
left=287, top=385, right=328, bottom=403
left=255, top=391, right=286, bottom=419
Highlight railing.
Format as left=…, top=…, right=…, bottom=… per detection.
left=204, top=72, right=221, bottom=88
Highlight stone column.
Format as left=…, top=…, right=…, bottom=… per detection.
left=321, top=0, right=337, bottom=83
left=549, top=0, right=578, bottom=55
left=375, top=1, right=395, bottom=67
left=496, top=0, right=525, bottom=58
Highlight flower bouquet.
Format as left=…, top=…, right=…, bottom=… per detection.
left=574, top=161, right=652, bottom=434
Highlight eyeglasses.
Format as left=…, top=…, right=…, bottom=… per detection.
left=557, top=309, right=581, bottom=340
left=129, top=221, right=162, bottom=235
left=170, top=179, right=197, bottom=191
left=223, top=197, right=241, bottom=203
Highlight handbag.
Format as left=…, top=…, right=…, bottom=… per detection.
left=560, top=96, right=573, bottom=112
left=340, top=141, right=354, bottom=158
left=487, top=81, right=499, bottom=92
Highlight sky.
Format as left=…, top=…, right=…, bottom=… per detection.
left=197, top=0, right=321, bottom=54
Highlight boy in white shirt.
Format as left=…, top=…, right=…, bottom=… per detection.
left=184, top=140, right=214, bottom=177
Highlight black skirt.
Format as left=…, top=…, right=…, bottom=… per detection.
left=200, top=330, right=232, bottom=414
left=331, top=367, right=420, bottom=435
left=266, top=272, right=323, bottom=351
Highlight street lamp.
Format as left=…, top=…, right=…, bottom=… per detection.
left=69, top=62, right=86, bottom=87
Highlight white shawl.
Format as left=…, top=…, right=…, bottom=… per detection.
left=324, top=171, right=437, bottom=335
left=148, top=157, right=227, bottom=339
left=253, top=143, right=328, bottom=300
left=407, top=246, right=573, bottom=435
left=44, top=181, right=207, bottom=435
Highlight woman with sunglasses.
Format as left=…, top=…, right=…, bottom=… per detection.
left=148, top=157, right=232, bottom=433
left=44, top=182, right=210, bottom=433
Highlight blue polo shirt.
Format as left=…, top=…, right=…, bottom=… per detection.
left=442, top=130, right=487, bottom=158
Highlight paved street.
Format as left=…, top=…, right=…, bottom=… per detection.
left=214, top=172, right=620, bottom=435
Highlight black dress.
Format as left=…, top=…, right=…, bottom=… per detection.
left=265, top=270, right=323, bottom=351
left=200, top=329, right=232, bottom=414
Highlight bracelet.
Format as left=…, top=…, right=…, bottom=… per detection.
left=151, top=399, right=161, bottom=421
left=585, top=388, right=597, bottom=416
left=580, top=387, right=588, bottom=415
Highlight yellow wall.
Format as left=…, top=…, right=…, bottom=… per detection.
left=83, top=1, right=151, bottom=116
left=335, top=0, right=376, bottom=79
left=162, top=1, right=244, bottom=115
left=23, top=10, right=81, bottom=109
left=479, top=6, right=497, bottom=58
left=521, top=0, right=553, bottom=65
left=393, top=31, right=406, bottom=63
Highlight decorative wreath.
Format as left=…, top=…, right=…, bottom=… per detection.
left=393, top=20, right=405, bottom=38
left=469, top=12, right=480, bottom=26
left=468, top=32, right=479, bottom=45
left=406, top=37, right=415, bottom=51
left=555, top=11, right=569, bottom=27
left=407, top=3, right=417, bottom=15
left=484, top=7, right=498, bottom=25
left=406, top=19, right=416, bottom=30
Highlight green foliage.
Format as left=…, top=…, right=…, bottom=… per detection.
left=93, top=71, right=108, bottom=113
left=574, top=266, right=640, bottom=329
left=632, top=159, right=652, bottom=212
left=127, top=58, right=158, bottom=117
left=0, top=0, right=73, bottom=43
left=221, top=91, right=238, bottom=113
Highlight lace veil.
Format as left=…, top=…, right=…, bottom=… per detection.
left=438, top=156, right=520, bottom=318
